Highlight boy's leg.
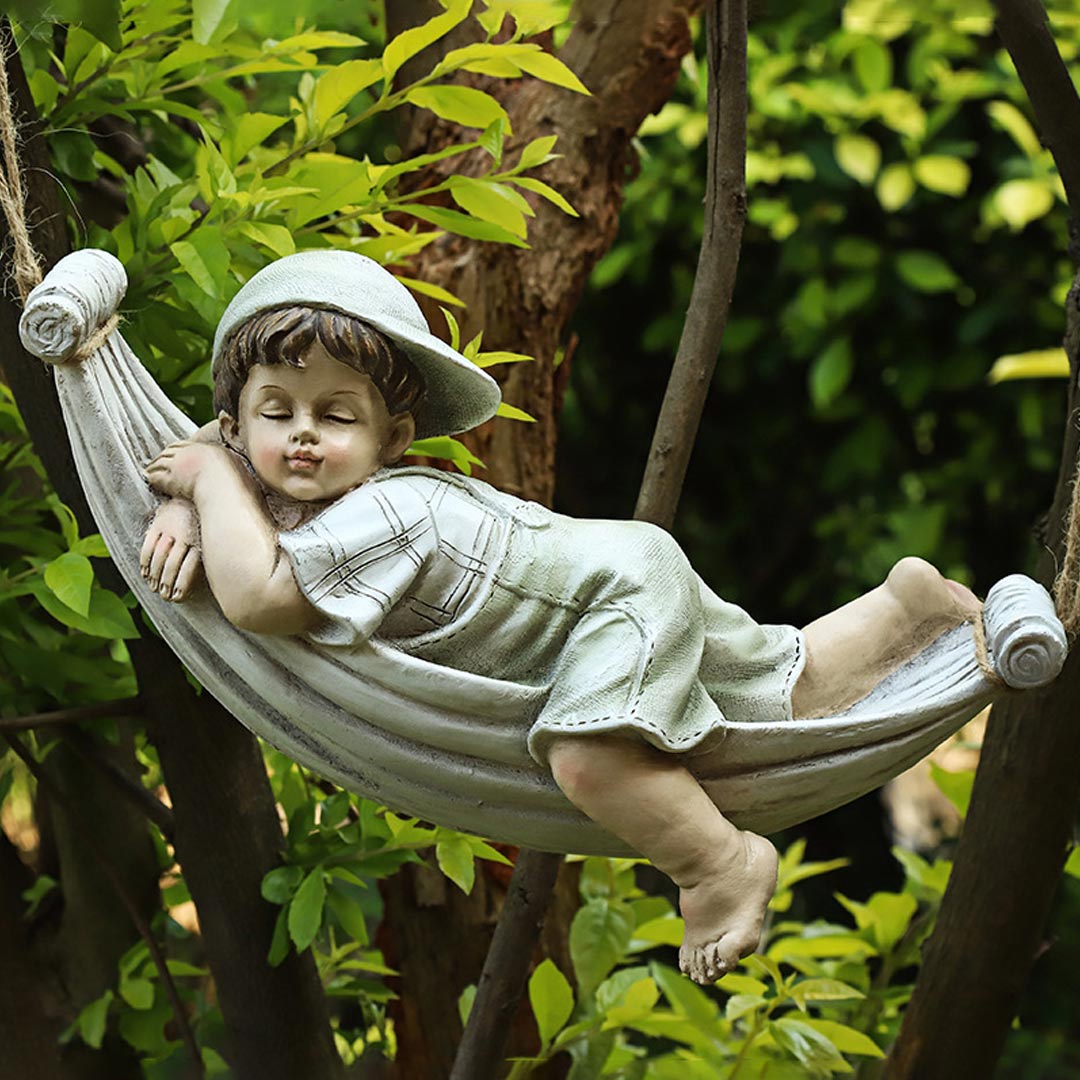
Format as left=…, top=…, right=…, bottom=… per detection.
left=792, top=556, right=982, bottom=718
left=548, top=734, right=778, bottom=985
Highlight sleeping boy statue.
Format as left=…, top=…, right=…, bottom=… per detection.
left=139, top=251, right=1016, bottom=986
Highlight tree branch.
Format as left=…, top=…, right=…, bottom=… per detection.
left=992, top=0, right=1080, bottom=217
left=0, top=695, right=143, bottom=733
left=887, top=6, right=1080, bottom=1068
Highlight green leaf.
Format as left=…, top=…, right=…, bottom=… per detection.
left=119, top=976, right=155, bottom=1010
left=717, top=972, right=768, bottom=996
left=651, top=961, right=720, bottom=1029
left=570, top=898, right=634, bottom=997
left=852, top=38, right=892, bottom=93
left=1065, top=847, right=1080, bottom=879
left=225, top=113, right=288, bottom=166
left=35, top=584, right=138, bottom=639
left=518, top=135, right=558, bottom=171
left=986, top=100, right=1043, bottom=158
left=875, top=162, right=915, bottom=211
left=449, top=176, right=531, bottom=237
left=268, top=906, right=290, bottom=966
left=406, top=204, right=528, bottom=248
left=405, top=85, right=509, bottom=132
left=45, top=0, right=122, bottom=49
left=326, top=889, right=370, bottom=945
left=44, top=552, right=94, bottom=617
left=809, top=338, right=854, bottom=408
left=287, top=869, right=326, bottom=951
left=383, top=0, right=470, bottom=81
left=801, top=1018, right=885, bottom=1058
left=769, top=1017, right=846, bottom=1069
left=529, top=959, right=574, bottom=1046
left=237, top=222, right=296, bottom=258
left=407, top=436, right=486, bottom=476
left=631, top=915, right=684, bottom=947
left=994, top=179, right=1055, bottom=231
left=835, top=891, right=918, bottom=953
left=474, top=349, right=532, bottom=368
left=988, top=348, right=1069, bottom=383
left=834, top=133, right=880, bottom=185
left=314, top=59, right=383, bottom=128
left=913, top=155, right=970, bottom=197
left=261, top=865, right=303, bottom=904
left=21, top=874, right=57, bottom=918
left=78, top=990, right=114, bottom=1049
left=895, top=250, right=959, bottom=293
left=72, top=534, right=109, bottom=558
left=397, top=276, right=464, bottom=308
left=436, top=834, right=475, bottom=893
left=789, top=977, right=864, bottom=1010
left=514, top=50, right=589, bottom=95
left=767, top=934, right=877, bottom=961
left=192, top=0, right=242, bottom=44
left=929, top=763, right=975, bottom=817
left=171, top=231, right=232, bottom=299
left=497, top=402, right=536, bottom=422
left=511, top=176, right=578, bottom=216
left=458, top=984, right=477, bottom=1026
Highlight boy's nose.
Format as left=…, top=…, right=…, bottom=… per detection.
left=292, top=417, right=319, bottom=443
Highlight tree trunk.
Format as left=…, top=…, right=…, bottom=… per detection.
left=0, top=27, right=343, bottom=1079
left=379, top=3, right=700, bottom=1075
left=887, top=3, right=1080, bottom=1073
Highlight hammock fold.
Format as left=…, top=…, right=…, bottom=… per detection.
left=20, top=249, right=1069, bottom=854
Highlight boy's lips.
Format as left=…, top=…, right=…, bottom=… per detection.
left=286, top=452, right=321, bottom=470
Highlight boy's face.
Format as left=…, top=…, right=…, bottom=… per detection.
left=222, top=342, right=414, bottom=502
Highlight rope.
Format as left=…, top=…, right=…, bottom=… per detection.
left=1052, top=465, right=1080, bottom=637
left=971, top=607, right=1006, bottom=687
left=0, top=35, right=42, bottom=302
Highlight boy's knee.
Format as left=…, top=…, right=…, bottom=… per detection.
left=548, top=737, right=598, bottom=803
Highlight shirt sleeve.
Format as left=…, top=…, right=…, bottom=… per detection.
left=278, top=480, right=437, bottom=646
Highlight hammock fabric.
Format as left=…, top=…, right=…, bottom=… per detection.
left=20, top=249, right=1069, bottom=855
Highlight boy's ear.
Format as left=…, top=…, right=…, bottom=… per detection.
left=218, top=411, right=243, bottom=451
left=382, top=413, right=415, bottom=465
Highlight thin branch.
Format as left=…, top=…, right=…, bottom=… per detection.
left=992, top=0, right=1080, bottom=217
left=62, top=727, right=175, bottom=842
left=4, top=734, right=204, bottom=1076
left=451, top=2, right=747, bottom=1075
left=0, top=695, right=143, bottom=733
left=634, top=0, right=748, bottom=529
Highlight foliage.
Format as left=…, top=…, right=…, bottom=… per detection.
left=503, top=840, right=949, bottom=1078
left=562, top=0, right=1073, bottom=619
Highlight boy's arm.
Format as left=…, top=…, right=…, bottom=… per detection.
left=140, top=421, right=222, bottom=601
left=144, top=439, right=317, bottom=635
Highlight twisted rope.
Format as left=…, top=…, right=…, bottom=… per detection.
left=0, top=35, right=41, bottom=301
left=1052, top=467, right=1080, bottom=637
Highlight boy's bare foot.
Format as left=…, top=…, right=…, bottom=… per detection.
left=677, top=830, right=778, bottom=985
left=793, top=557, right=981, bottom=718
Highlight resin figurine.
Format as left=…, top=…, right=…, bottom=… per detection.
left=19, top=249, right=1067, bottom=985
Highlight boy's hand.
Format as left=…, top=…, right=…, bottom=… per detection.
left=144, top=439, right=231, bottom=501
left=141, top=499, right=202, bottom=602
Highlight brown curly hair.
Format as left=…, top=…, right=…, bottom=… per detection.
left=215, top=306, right=426, bottom=420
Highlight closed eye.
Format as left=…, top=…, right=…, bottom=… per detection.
left=260, top=411, right=291, bottom=420
left=325, top=414, right=357, bottom=424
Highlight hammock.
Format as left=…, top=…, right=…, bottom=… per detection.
left=20, top=249, right=1069, bottom=854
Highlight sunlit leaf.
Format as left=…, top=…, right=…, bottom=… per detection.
left=529, top=959, right=574, bottom=1046
left=876, top=162, right=915, bottom=211
left=44, top=552, right=94, bottom=617
left=287, top=869, right=326, bottom=951
left=834, top=133, right=880, bottom=185
left=895, top=250, right=959, bottom=293
left=913, top=155, right=970, bottom=196
left=994, top=179, right=1055, bottom=231
left=405, top=85, right=509, bottom=132
left=988, top=348, right=1069, bottom=383
left=436, top=834, right=475, bottom=893
left=383, top=0, right=470, bottom=81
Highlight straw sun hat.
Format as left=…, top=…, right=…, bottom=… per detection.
left=211, top=250, right=501, bottom=440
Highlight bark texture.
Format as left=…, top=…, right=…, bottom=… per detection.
left=0, top=30, right=343, bottom=1080
left=887, top=1, right=1080, bottom=1075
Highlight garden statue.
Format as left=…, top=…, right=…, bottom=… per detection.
left=19, top=248, right=1068, bottom=985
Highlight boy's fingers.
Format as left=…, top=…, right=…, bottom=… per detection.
left=147, top=534, right=174, bottom=591
left=171, top=548, right=202, bottom=602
